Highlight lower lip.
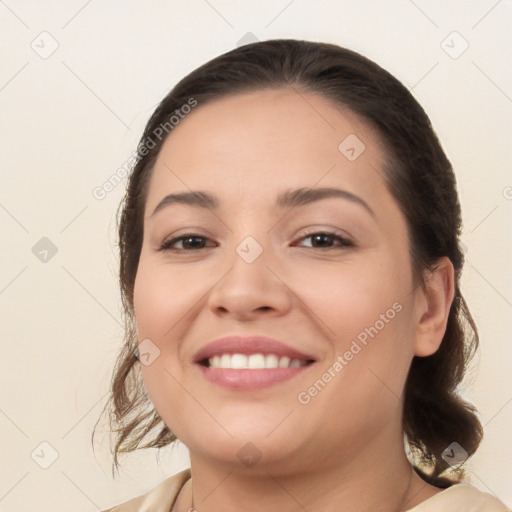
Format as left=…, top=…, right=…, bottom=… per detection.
left=197, top=364, right=313, bottom=390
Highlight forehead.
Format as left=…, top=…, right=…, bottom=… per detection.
left=146, top=88, right=392, bottom=214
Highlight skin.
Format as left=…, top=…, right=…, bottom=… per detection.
left=133, top=88, right=455, bottom=512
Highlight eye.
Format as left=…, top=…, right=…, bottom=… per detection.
left=158, top=233, right=217, bottom=252
left=157, top=230, right=354, bottom=252
left=294, top=231, right=354, bottom=249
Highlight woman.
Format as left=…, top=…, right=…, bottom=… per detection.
left=97, top=39, right=510, bottom=511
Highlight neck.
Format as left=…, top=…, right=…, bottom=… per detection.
left=174, top=421, right=441, bottom=512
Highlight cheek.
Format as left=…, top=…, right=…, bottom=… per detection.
left=133, top=262, right=180, bottom=378
left=305, top=255, right=407, bottom=338
left=133, top=256, right=193, bottom=342
left=133, top=255, right=204, bottom=426
left=311, top=253, right=414, bottom=392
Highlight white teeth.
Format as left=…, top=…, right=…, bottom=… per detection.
left=248, top=354, right=265, bottom=369
left=265, top=354, right=279, bottom=368
left=207, top=353, right=308, bottom=369
left=231, top=354, right=247, bottom=369
left=220, top=354, right=231, bottom=368
left=278, top=356, right=290, bottom=368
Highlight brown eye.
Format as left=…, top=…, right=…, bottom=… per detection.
left=296, top=231, right=354, bottom=249
left=158, top=234, right=217, bottom=251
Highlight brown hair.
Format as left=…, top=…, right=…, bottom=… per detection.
left=92, top=39, right=483, bottom=482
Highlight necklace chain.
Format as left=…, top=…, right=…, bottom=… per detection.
left=393, top=467, right=414, bottom=512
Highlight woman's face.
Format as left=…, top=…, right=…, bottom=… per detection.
left=133, top=88, right=425, bottom=473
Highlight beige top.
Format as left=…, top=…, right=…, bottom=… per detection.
left=102, top=468, right=511, bottom=512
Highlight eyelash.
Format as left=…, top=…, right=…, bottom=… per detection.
left=157, top=230, right=354, bottom=252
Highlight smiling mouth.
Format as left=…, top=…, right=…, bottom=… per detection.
left=200, top=353, right=315, bottom=369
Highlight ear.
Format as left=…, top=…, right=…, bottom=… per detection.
left=413, top=257, right=455, bottom=357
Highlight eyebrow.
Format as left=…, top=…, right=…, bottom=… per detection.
left=150, top=187, right=376, bottom=219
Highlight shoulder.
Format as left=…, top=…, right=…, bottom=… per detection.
left=101, top=468, right=191, bottom=512
left=406, top=482, right=511, bottom=512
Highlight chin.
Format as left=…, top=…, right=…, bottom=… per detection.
left=182, top=422, right=308, bottom=472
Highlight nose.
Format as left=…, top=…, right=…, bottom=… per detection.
left=206, top=238, right=293, bottom=321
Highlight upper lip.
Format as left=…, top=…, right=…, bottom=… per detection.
left=193, top=336, right=316, bottom=364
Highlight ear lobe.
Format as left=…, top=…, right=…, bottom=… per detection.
left=413, top=257, right=455, bottom=357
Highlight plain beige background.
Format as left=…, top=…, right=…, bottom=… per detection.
left=0, top=1, right=511, bottom=510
